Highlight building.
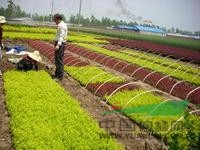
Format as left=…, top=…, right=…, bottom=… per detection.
left=9, top=17, right=33, bottom=22
left=114, top=25, right=166, bottom=37
left=8, top=17, right=35, bottom=26
left=7, top=17, right=56, bottom=27
left=167, top=33, right=200, bottom=40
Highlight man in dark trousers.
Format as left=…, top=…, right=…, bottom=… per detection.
left=53, top=14, right=68, bottom=81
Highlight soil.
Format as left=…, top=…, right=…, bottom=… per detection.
left=0, top=77, right=12, bottom=150
left=0, top=42, right=14, bottom=150
left=0, top=39, right=168, bottom=150
left=102, top=44, right=123, bottom=51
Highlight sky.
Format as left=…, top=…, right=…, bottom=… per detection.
left=0, top=0, right=200, bottom=32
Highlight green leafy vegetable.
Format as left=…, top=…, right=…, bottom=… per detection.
left=65, top=66, right=124, bottom=85
left=4, top=71, right=124, bottom=150
left=76, top=43, right=200, bottom=85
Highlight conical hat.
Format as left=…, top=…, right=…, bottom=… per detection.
left=0, top=16, right=6, bottom=24
left=28, top=51, right=42, bottom=62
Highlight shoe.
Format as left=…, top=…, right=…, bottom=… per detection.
left=54, top=78, right=62, bottom=82
left=54, top=78, right=59, bottom=82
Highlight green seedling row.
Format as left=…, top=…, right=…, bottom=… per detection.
left=3, top=24, right=108, bottom=44
left=4, top=31, right=108, bottom=44
left=3, top=24, right=200, bottom=50
left=65, top=66, right=124, bottom=85
left=4, top=31, right=55, bottom=41
left=104, top=89, right=164, bottom=108
left=121, top=49, right=199, bottom=75
left=3, top=24, right=56, bottom=34
left=77, top=43, right=200, bottom=85
left=105, top=89, right=200, bottom=149
left=104, top=89, right=181, bottom=135
left=3, top=71, right=124, bottom=150
left=68, top=35, right=108, bottom=44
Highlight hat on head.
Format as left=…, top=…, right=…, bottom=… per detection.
left=28, top=51, right=42, bottom=62
left=0, top=16, right=6, bottom=24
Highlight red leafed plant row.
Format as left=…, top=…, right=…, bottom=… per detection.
left=27, top=40, right=138, bottom=98
left=27, top=40, right=90, bottom=67
left=66, top=43, right=200, bottom=104
left=27, top=40, right=200, bottom=104
left=86, top=82, right=138, bottom=97
left=107, top=39, right=200, bottom=62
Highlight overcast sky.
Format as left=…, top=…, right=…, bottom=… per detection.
left=0, top=0, right=200, bottom=32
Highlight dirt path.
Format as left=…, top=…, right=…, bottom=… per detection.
left=0, top=40, right=17, bottom=150
left=0, top=77, right=12, bottom=150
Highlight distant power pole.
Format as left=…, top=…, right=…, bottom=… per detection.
left=50, top=0, right=54, bottom=22
left=77, top=0, right=82, bottom=32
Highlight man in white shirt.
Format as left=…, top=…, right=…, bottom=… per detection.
left=53, top=14, right=68, bottom=81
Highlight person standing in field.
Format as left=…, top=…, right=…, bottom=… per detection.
left=0, top=16, right=6, bottom=76
left=53, top=14, right=68, bottom=81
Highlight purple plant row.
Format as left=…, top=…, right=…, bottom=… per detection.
left=27, top=40, right=138, bottom=98
left=27, top=40, right=90, bottom=67
left=107, top=39, right=200, bottom=62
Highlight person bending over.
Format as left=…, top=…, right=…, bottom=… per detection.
left=17, top=51, right=42, bottom=71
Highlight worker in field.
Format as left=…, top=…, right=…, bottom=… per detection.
left=0, top=16, right=6, bottom=76
left=17, top=51, right=42, bottom=71
left=53, top=14, right=68, bottom=81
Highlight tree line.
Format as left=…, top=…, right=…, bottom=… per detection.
left=0, top=0, right=66, bottom=22
left=167, top=27, right=200, bottom=36
left=69, top=14, right=140, bottom=27
left=0, top=0, right=30, bottom=18
left=69, top=14, right=163, bottom=29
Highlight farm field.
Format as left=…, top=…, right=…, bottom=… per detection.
left=0, top=24, right=200, bottom=150
left=4, top=71, right=123, bottom=149
left=69, top=27, right=200, bottom=51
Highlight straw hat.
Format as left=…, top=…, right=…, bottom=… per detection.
left=28, top=51, right=42, bottom=62
left=0, top=16, right=6, bottom=24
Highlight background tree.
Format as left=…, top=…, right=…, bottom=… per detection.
left=194, top=31, right=200, bottom=37
left=6, top=0, right=16, bottom=17
left=176, top=28, right=180, bottom=33
left=171, top=27, right=175, bottom=33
